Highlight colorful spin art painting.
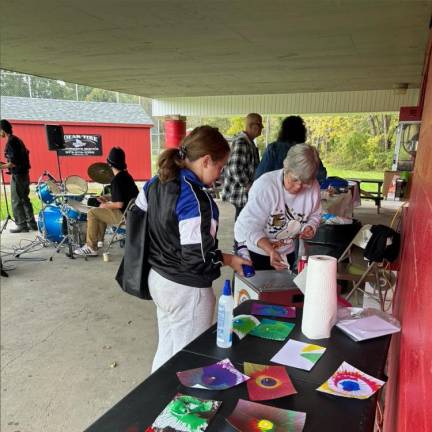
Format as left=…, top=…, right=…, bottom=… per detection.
left=317, top=361, right=385, bottom=399
left=145, top=393, right=221, bottom=432
left=250, top=318, right=295, bottom=341
left=243, top=362, right=297, bottom=401
left=227, top=399, right=306, bottom=432
left=177, top=358, right=249, bottom=390
left=233, top=314, right=260, bottom=339
left=251, top=303, right=296, bottom=319
left=271, top=339, right=326, bottom=371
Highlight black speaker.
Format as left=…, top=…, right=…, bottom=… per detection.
left=45, top=125, right=65, bottom=151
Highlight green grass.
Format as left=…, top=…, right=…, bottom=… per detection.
left=0, top=167, right=384, bottom=220
left=326, top=167, right=384, bottom=193
left=0, top=192, right=42, bottom=221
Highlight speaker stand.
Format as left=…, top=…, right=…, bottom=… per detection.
left=56, top=151, right=63, bottom=183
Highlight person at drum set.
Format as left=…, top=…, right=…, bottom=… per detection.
left=74, top=147, right=139, bottom=257
left=0, top=119, right=38, bottom=233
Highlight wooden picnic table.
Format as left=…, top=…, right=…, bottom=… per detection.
left=347, top=178, right=384, bottom=213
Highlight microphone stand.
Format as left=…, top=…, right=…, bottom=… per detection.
left=0, top=167, right=14, bottom=234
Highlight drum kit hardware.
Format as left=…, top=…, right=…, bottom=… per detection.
left=28, top=171, right=90, bottom=259
left=1, top=161, right=114, bottom=261
left=29, top=163, right=114, bottom=259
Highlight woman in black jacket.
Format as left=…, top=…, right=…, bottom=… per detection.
left=136, top=126, right=250, bottom=372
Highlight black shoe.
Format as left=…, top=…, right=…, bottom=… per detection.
left=10, top=226, right=29, bottom=233
left=28, top=222, right=38, bottom=231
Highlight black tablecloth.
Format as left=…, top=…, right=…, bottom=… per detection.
left=86, top=300, right=391, bottom=432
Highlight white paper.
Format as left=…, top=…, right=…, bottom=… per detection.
left=271, top=339, right=326, bottom=371
left=317, top=361, right=385, bottom=399
left=293, top=267, right=308, bottom=294
left=336, top=315, right=400, bottom=341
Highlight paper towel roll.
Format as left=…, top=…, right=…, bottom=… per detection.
left=301, top=255, right=337, bottom=339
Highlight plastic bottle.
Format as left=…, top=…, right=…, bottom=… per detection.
left=297, top=256, right=308, bottom=273
left=216, top=280, right=234, bottom=348
left=236, top=244, right=255, bottom=278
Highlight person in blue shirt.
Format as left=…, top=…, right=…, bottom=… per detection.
left=254, top=116, right=327, bottom=183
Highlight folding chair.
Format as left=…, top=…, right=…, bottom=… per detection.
left=104, top=198, right=136, bottom=254
left=336, top=224, right=387, bottom=310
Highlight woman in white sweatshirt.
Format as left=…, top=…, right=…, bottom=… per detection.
left=234, top=144, right=322, bottom=271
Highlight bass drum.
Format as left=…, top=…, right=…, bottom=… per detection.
left=37, top=205, right=86, bottom=245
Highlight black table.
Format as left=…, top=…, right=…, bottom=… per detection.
left=86, top=300, right=391, bottom=432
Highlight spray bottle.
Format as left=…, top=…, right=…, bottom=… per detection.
left=236, top=243, right=255, bottom=277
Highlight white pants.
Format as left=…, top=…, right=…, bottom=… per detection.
left=149, top=268, right=216, bottom=373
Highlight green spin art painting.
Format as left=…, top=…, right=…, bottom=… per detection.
left=145, top=393, right=221, bottom=432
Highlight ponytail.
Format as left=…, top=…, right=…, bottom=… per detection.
left=158, top=126, right=230, bottom=183
left=157, top=148, right=185, bottom=183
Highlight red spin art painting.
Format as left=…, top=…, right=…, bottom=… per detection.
left=243, top=362, right=297, bottom=401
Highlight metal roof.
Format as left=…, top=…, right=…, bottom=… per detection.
left=1, top=1, right=431, bottom=98
left=0, top=96, right=153, bottom=126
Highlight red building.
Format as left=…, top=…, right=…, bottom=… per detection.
left=0, top=96, right=153, bottom=183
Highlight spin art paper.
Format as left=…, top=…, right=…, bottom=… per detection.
left=145, top=393, right=221, bottom=432
left=177, top=358, right=249, bottom=390
left=317, top=361, right=385, bottom=399
left=227, top=399, right=306, bottom=432
left=250, top=318, right=295, bottom=341
left=251, top=303, right=296, bottom=319
left=233, top=314, right=260, bottom=339
left=243, top=362, right=297, bottom=401
left=271, top=339, right=326, bottom=371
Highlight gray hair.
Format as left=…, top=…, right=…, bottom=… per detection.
left=283, top=143, right=319, bottom=182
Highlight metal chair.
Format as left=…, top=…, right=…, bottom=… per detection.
left=104, top=198, right=136, bottom=254
left=336, top=224, right=388, bottom=310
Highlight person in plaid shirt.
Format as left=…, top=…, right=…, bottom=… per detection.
left=221, top=113, right=263, bottom=220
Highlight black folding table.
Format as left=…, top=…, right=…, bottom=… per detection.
left=85, top=300, right=391, bottom=432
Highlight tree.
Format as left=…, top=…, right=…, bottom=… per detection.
left=0, top=71, right=30, bottom=97
left=367, top=114, right=398, bottom=151
left=84, top=88, right=117, bottom=102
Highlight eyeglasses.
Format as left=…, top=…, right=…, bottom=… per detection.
left=287, top=173, right=312, bottom=188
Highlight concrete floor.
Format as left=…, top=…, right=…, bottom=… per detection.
left=0, top=199, right=401, bottom=432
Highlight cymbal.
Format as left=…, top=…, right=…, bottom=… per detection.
left=88, top=163, right=114, bottom=184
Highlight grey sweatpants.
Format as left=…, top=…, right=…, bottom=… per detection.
left=149, top=268, right=216, bottom=373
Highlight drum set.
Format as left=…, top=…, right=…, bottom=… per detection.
left=36, top=172, right=91, bottom=256
left=35, top=163, right=114, bottom=258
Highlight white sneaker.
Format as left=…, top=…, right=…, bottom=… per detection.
left=97, top=241, right=104, bottom=249
left=74, top=244, right=98, bottom=257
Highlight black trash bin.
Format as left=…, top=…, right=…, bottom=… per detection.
left=304, top=219, right=362, bottom=259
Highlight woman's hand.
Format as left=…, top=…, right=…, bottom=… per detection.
left=299, top=225, right=315, bottom=240
left=269, top=250, right=288, bottom=271
left=223, top=254, right=252, bottom=277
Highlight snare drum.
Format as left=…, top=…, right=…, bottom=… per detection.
left=64, top=175, right=88, bottom=201
left=65, top=200, right=90, bottom=222
left=37, top=180, right=61, bottom=204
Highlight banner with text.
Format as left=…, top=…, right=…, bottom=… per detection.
left=58, top=134, right=102, bottom=156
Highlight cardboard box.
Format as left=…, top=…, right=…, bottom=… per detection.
left=383, top=171, right=400, bottom=199
left=233, top=270, right=304, bottom=307
left=383, top=170, right=411, bottom=200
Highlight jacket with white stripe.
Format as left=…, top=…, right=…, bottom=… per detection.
left=135, top=169, right=223, bottom=288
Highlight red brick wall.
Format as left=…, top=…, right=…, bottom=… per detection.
left=384, top=32, right=432, bottom=432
